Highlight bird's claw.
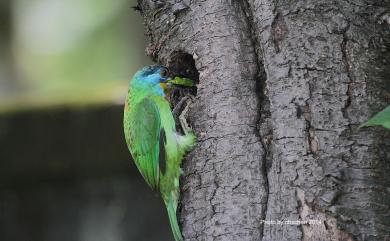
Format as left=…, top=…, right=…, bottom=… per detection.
left=173, top=96, right=191, bottom=118
left=177, top=95, right=195, bottom=135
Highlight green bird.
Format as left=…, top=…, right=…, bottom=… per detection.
left=123, top=65, right=196, bottom=241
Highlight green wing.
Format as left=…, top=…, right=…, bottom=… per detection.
left=130, top=97, right=166, bottom=190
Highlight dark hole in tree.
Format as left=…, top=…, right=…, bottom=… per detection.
left=167, top=51, right=199, bottom=84
left=166, top=51, right=199, bottom=132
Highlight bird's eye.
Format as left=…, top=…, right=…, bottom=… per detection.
left=160, top=68, right=168, bottom=77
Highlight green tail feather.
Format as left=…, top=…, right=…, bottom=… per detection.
left=166, top=199, right=183, bottom=241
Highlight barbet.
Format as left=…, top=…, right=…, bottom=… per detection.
left=123, top=66, right=196, bottom=241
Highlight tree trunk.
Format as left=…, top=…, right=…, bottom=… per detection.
left=137, top=1, right=390, bottom=241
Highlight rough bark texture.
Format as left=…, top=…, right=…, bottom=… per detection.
left=248, top=1, right=390, bottom=241
left=137, top=0, right=390, bottom=241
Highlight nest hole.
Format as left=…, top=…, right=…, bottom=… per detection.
left=167, top=51, right=199, bottom=105
left=166, top=51, right=199, bottom=131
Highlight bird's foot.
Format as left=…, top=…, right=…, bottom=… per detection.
left=173, top=96, right=190, bottom=119
left=177, top=95, right=195, bottom=135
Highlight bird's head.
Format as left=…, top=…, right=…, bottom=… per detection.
left=132, top=65, right=170, bottom=96
left=132, top=65, right=194, bottom=96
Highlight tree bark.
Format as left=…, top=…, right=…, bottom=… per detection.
left=137, top=1, right=390, bottom=241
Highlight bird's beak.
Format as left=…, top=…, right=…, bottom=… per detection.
left=160, top=82, right=169, bottom=91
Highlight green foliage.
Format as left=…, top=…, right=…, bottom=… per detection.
left=361, top=105, right=390, bottom=129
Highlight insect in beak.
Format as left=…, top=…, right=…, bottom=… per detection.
left=167, top=77, right=194, bottom=87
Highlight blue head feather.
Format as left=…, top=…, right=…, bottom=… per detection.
left=132, top=65, right=169, bottom=96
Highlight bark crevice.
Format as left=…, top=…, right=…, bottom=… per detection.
left=239, top=1, right=271, bottom=238
left=340, top=21, right=353, bottom=119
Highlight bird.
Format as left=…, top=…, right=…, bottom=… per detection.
left=123, top=65, right=196, bottom=241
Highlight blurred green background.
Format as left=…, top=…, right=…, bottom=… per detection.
left=0, top=0, right=173, bottom=241
left=1, top=0, right=151, bottom=110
